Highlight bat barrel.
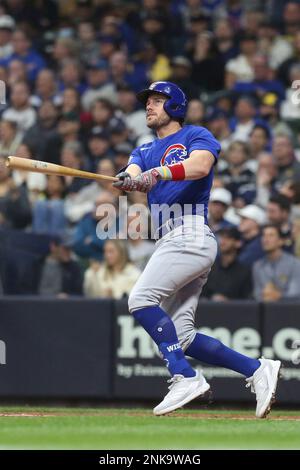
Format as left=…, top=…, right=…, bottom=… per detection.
left=6, top=156, right=118, bottom=182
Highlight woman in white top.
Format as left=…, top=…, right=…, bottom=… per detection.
left=12, top=142, right=47, bottom=204
left=84, top=239, right=141, bottom=299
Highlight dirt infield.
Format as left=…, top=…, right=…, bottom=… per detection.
left=0, top=410, right=299, bottom=421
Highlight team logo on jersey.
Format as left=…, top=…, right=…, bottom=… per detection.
left=160, top=143, right=187, bottom=166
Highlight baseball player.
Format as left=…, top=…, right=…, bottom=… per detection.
left=113, top=81, right=281, bottom=417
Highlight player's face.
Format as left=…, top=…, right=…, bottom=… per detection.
left=145, top=93, right=171, bottom=129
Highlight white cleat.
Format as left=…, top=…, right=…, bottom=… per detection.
left=153, top=371, right=210, bottom=416
left=246, top=357, right=281, bottom=418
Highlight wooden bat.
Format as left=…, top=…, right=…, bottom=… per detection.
left=5, top=156, right=119, bottom=182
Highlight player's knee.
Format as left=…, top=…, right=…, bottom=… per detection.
left=128, top=289, right=159, bottom=313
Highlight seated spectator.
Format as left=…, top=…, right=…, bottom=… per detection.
left=0, top=119, right=22, bottom=157
left=0, top=15, right=15, bottom=60
left=238, top=204, right=266, bottom=266
left=219, top=141, right=256, bottom=205
left=208, top=188, right=235, bottom=233
left=116, top=83, right=150, bottom=141
left=126, top=215, right=155, bottom=270
left=272, top=134, right=300, bottom=189
left=185, top=98, right=205, bottom=127
left=253, top=224, right=300, bottom=301
left=83, top=239, right=141, bottom=299
left=248, top=125, right=271, bottom=160
left=77, top=21, right=99, bottom=66
left=266, top=194, right=293, bottom=252
left=81, top=60, right=116, bottom=111
left=32, top=175, right=66, bottom=237
left=86, top=129, right=112, bottom=171
left=233, top=54, right=285, bottom=102
left=257, top=21, right=293, bottom=70
left=292, top=218, right=300, bottom=258
left=0, top=29, right=46, bottom=82
left=255, top=152, right=278, bottom=208
left=225, top=34, right=257, bottom=87
left=230, top=95, right=265, bottom=143
left=30, top=69, right=59, bottom=107
left=60, top=141, right=89, bottom=194
left=72, top=191, right=117, bottom=261
left=38, top=236, right=83, bottom=297
left=0, top=155, right=32, bottom=229
left=206, top=109, right=233, bottom=153
left=168, top=56, right=199, bottom=100
left=23, top=100, right=60, bottom=162
left=113, top=142, right=134, bottom=173
left=64, top=158, right=117, bottom=225
left=2, top=81, right=37, bottom=135
left=202, top=227, right=252, bottom=301
left=12, top=142, right=47, bottom=203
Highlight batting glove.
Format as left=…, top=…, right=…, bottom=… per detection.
left=113, top=171, right=136, bottom=192
left=132, top=168, right=161, bottom=193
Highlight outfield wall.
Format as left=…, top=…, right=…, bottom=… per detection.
left=0, top=298, right=299, bottom=403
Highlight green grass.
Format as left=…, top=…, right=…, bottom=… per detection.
left=0, top=407, right=299, bottom=449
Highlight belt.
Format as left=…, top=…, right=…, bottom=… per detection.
left=154, top=216, right=207, bottom=240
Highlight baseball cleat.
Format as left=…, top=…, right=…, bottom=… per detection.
left=153, top=370, right=210, bottom=416
left=245, top=357, right=281, bottom=418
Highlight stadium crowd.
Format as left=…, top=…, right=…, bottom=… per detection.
left=0, top=0, right=300, bottom=301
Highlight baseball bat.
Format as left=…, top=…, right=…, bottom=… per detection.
left=5, top=156, right=118, bottom=182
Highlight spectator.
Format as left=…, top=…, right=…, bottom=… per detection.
left=272, top=134, right=300, bottom=189
left=81, top=60, right=116, bottom=111
left=83, top=239, right=141, bottom=299
left=32, top=175, right=66, bottom=237
left=72, top=191, right=117, bottom=261
left=30, top=69, right=58, bottom=107
left=249, top=125, right=271, bottom=159
left=190, top=31, right=225, bottom=93
left=7, top=58, right=27, bottom=87
left=292, top=218, right=300, bottom=258
left=255, top=152, right=278, bottom=208
left=230, top=96, right=260, bottom=142
left=206, top=109, right=233, bottom=152
left=86, top=130, right=112, bottom=171
left=116, top=83, right=150, bottom=141
left=12, top=142, right=47, bottom=203
left=23, top=100, right=60, bottom=162
left=0, top=29, right=46, bottom=82
left=208, top=188, right=235, bottom=233
left=126, top=215, right=155, bottom=271
left=0, top=119, right=22, bottom=157
left=64, top=158, right=117, bottom=225
left=77, top=21, right=99, bottom=65
left=38, top=236, right=83, bottom=297
left=0, top=155, right=32, bottom=229
left=225, top=34, right=257, bottom=87
left=238, top=204, right=266, bottom=266
left=185, top=98, right=205, bottom=127
left=0, top=15, right=15, bottom=59
left=113, top=142, right=134, bottom=173
left=2, top=81, right=37, bottom=135
left=219, top=141, right=256, bottom=205
left=168, top=56, right=199, bottom=100
left=202, top=226, right=253, bottom=300
left=267, top=194, right=293, bottom=251
left=257, top=21, right=293, bottom=69
left=253, top=224, right=300, bottom=301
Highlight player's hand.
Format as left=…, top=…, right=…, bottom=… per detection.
left=132, top=168, right=161, bottom=193
left=113, top=171, right=136, bottom=192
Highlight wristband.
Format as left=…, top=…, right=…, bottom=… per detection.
left=155, top=163, right=186, bottom=181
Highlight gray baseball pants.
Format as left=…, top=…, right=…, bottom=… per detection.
left=128, top=215, right=218, bottom=351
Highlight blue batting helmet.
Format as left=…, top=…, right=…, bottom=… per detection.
left=137, top=81, right=188, bottom=120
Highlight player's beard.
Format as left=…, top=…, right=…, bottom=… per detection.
left=146, top=113, right=171, bottom=130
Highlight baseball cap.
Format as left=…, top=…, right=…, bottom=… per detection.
left=0, top=15, right=15, bottom=30
left=210, top=188, right=232, bottom=206
left=171, top=56, right=192, bottom=68
left=238, top=205, right=267, bottom=226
